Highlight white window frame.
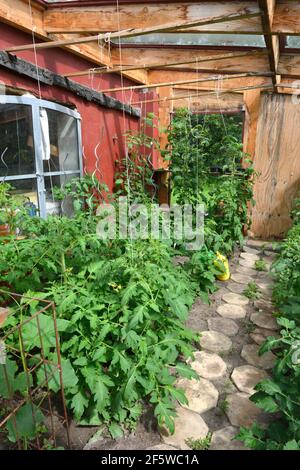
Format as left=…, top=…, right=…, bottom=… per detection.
left=0, top=96, right=83, bottom=218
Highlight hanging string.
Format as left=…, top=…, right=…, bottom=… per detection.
left=215, top=74, right=228, bottom=135
left=28, top=0, right=57, bottom=212
left=195, top=57, right=200, bottom=201
left=28, top=0, right=41, bottom=100
left=116, top=0, right=134, bottom=261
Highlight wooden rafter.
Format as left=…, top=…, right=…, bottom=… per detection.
left=273, top=0, right=300, bottom=35
left=279, top=54, right=300, bottom=79
left=258, top=0, right=280, bottom=86
left=64, top=51, right=266, bottom=78
left=44, top=1, right=262, bottom=34
left=4, top=10, right=262, bottom=53
left=102, top=72, right=273, bottom=93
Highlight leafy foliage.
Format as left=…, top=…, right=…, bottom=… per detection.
left=0, top=208, right=200, bottom=437
left=185, top=433, right=212, bottom=450
left=53, top=174, right=109, bottom=215
left=114, top=114, right=159, bottom=204
left=243, top=281, right=261, bottom=300
left=271, top=224, right=300, bottom=305
left=168, top=109, right=257, bottom=254
left=255, top=260, right=267, bottom=272
left=0, top=110, right=258, bottom=443
left=237, top=203, right=300, bottom=450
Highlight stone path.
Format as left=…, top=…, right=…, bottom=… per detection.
left=149, top=239, right=279, bottom=451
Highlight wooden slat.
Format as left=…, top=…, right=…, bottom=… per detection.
left=64, top=51, right=266, bottom=78
left=111, top=48, right=270, bottom=74
left=44, top=2, right=262, bottom=34
left=172, top=92, right=244, bottom=111
left=102, top=72, right=272, bottom=93
left=273, top=0, right=300, bottom=35
left=278, top=54, right=300, bottom=78
left=149, top=70, right=272, bottom=90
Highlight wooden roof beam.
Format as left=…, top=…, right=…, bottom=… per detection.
left=44, top=2, right=262, bottom=34
left=110, top=48, right=270, bottom=74
left=102, top=72, right=273, bottom=93
left=4, top=10, right=262, bottom=54
left=149, top=69, right=272, bottom=87
left=278, top=54, right=300, bottom=78
left=273, top=0, right=300, bottom=35
left=64, top=51, right=267, bottom=78
left=258, top=0, right=280, bottom=87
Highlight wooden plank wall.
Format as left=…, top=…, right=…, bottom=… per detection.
left=251, top=93, right=300, bottom=239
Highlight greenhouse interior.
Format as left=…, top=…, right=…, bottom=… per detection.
left=0, top=0, right=300, bottom=454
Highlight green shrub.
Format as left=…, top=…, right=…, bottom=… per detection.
left=237, top=208, right=300, bottom=450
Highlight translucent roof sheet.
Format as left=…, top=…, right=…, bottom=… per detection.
left=286, top=36, right=300, bottom=49
left=116, top=33, right=266, bottom=48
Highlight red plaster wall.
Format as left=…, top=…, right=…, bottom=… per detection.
left=0, top=23, right=160, bottom=192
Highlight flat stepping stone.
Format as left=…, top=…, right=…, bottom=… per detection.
left=190, top=351, right=227, bottom=380
left=231, top=273, right=253, bottom=284
left=239, top=258, right=256, bottom=268
left=226, top=283, right=246, bottom=294
left=250, top=328, right=279, bottom=345
left=177, top=378, right=218, bottom=414
left=240, top=252, right=260, bottom=262
left=257, top=280, right=274, bottom=289
left=210, top=426, right=246, bottom=451
left=254, top=299, right=275, bottom=314
left=208, top=317, right=239, bottom=336
left=226, top=392, right=268, bottom=427
left=222, top=292, right=249, bottom=306
left=241, top=344, right=276, bottom=370
left=257, top=282, right=273, bottom=297
left=246, top=239, right=268, bottom=249
left=264, top=250, right=277, bottom=259
left=217, top=304, right=246, bottom=319
left=161, top=407, right=208, bottom=450
left=243, top=246, right=261, bottom=255
left=231, top=365, right=268, bottom=395
left=250, top=312, right=278, bottom=330
left=200, top=330, right=232, bottom=354
left=236, top=265, right=257, bottom=276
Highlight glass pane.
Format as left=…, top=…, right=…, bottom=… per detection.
left=8, top=178, right=39, bottom=216
left=41, top=108, right=80, bottom=173
left=0, top=104, right=35, bottom=177
left=44, top=173, right=80, bottom=217
left=116, top=33, right=266, bottom=47
left=286, top=36, right=300, bottom=49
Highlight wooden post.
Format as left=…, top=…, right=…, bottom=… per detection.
left=243, top=88, right=262, bottom=160
left=158, top=86, right=172, bottom=170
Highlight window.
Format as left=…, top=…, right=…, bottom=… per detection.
left=0, top=96, right=82, bottom=218
left=115, top=33, right=266, bottom=48
left=286, top=36, right=300, bottom=50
